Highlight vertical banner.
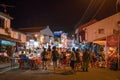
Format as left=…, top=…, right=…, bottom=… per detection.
left=106, top=35, right=119, bottom=47
left=106, top=35, right=119, bottom=69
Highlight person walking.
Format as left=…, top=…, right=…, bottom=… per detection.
left=41, top=48, right=48, bottom=70
left=82, top=48, right=90, bottom=72
left=47, top=45, right=52, bottom=67
left=70, top=48, right=76, bottom=73
left=75, top=48, right=80, bottom=71
left=52, top=46, right=59, bottom=71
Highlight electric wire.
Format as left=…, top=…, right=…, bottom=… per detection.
left=91, top=0, right=106, bottom=20
left=74, top=0, right=95, bottom=29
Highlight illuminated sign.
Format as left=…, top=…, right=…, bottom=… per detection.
left=1, top=40, right=16, bottom=46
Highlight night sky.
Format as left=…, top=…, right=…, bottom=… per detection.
left=0, top=0, right=118, bottom=32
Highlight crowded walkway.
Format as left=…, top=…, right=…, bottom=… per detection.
left=1, top=46, right=117, bottom=73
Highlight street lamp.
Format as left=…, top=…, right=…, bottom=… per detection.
left=34, top=34, right=38, bottom=38
left=34, top=34, right=38, bottom=41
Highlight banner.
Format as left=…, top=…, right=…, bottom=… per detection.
left=106, top=35, right=119, bottom=47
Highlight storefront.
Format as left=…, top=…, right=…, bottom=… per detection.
left=106, top=35, right=119, bottom=70
left=92, top=35, right=119, bottom=69
left=0, top=34, right=21, bottom=64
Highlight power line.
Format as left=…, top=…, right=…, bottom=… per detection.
left=78, top=0, right=94, bottom=24
left=74, top=0, right=95, bottom=29
left=116, top=0, right=120, bottom=12
left=74, top=0, right=106, bottom=29
left=91, top=0, right=106, bottom=20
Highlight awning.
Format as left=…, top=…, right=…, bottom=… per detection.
left=93, top=40, right=106, bottom=45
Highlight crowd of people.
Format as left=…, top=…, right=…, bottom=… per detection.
left=1, top=44, right=118, bottom=72
left=16, top=45, right=110, bottom=73
left=40, top=46, right=95, bottom=73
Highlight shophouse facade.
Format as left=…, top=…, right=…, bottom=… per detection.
left=76, top=12, right=120, bottom=44
left=86, top=12, right=120, bottom=43
left=76, top=12, right=120, bottom=68
left=0, top=12, right=27, bottom=64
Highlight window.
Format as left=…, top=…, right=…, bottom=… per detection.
left=113, top=29, right=118, bottom=34
left=98, top=29, right=104, bottom=34
left=0, top=17, right=4, bottom=28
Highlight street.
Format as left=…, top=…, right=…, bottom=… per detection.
left=0, top=1, right=120, bottom=80
left=0, top=67, right=120, bottom=80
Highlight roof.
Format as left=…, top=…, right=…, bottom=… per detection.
left=40, top=26, right=53, bottom=36
left=17, top=26, right=47, bottom=33
left=0, top=12, right=13, bottom=19
left=78, top=19, right=97, bottom=32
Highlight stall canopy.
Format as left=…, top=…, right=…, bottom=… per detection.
left=93, top=40, right=106, bottom=45
left=40, top=26, right=53, bottom=37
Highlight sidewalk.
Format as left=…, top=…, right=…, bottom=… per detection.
left=0, top=63, right=19, bottom=73
left=0, top=63, right=11, bottom=69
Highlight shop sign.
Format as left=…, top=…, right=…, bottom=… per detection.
left=107, top=35, right=119, bottom=47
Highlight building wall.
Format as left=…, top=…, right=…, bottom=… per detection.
left=0, top=13, right=27, bottom=43
left=86, top=13, right=120, bottom=42
left=11, top=31, right=27, bottom=43
left=0, top=28, right=27, bottom=43
left=5, top=19, right=11, bottom=29
left=0, top=15, right=11, bottom=29
left=11, top=31, right=18, bottom=39
left=0, top=28, right=6, bottom=35
left=21, top=33, right=27, bottom=43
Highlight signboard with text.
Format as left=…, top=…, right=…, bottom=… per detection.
left=106, top=35, right=119, bottom=47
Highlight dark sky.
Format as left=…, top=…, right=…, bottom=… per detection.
left=0, top=0, right=118, bottom=32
